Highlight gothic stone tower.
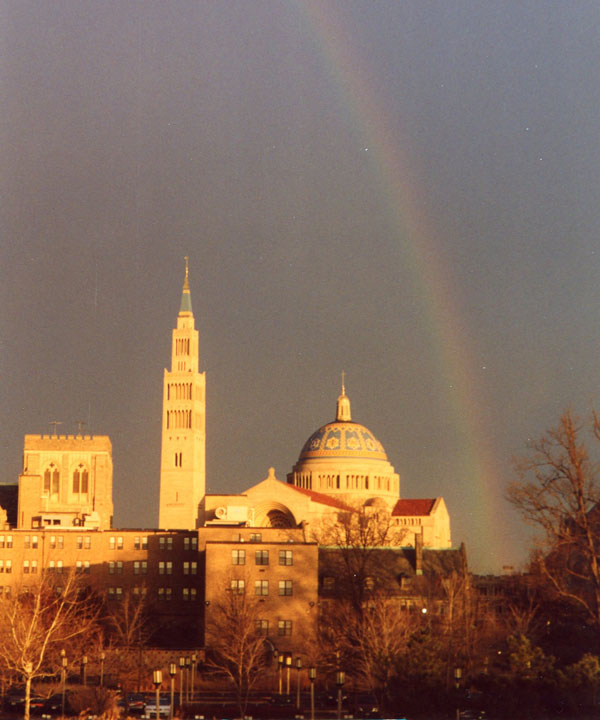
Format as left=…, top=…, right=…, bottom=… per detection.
left=158, top=260, right=206, bottom=529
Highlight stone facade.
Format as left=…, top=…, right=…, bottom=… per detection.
left=17, top=433, right=113, bottom=531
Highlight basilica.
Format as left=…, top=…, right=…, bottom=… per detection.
left=0, top=264, right=461, bottom=648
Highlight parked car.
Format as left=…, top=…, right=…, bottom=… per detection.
left=125, top=693, right=147, bottom=715
left=142, top=694, right=171, bottom=718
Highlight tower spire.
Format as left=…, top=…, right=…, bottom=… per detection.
left=336, top=371, right=352, bottom=422
left=179, top=256, right=193, bottom=314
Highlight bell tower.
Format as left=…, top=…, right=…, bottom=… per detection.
left=158, top=258, right=206, bottom=528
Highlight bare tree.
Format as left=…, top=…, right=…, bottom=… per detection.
left=322, top=593, right=416, bottom=710
left=205, top=583, right=270, bottom=718
left=0, top=570, right=99, bottom=720
left=101, top=588, right=153, bottom=698
left=508, top=410, right=600, bottom=627
left=315, top=504, right=407, bottom=616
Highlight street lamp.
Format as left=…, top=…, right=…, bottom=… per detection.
left=179, top=657, right=185, bottom=706
left=308, top=667, right=316, bottom=720
left=191, top=652, right=197, bottom=702
left=285, top=655, right=292, bottom=695
left=336, top=670, right=345, bottom=720
left=278, top=654, right=284, bottom=695
left=152, top=670, right=163, bottom=720
left=169, top=663, right=177, bottom=720
left=60, top=650, right=68, bottom=718
left=295, top=657, right=302, bottom=710
left=81, top=655, right=88, bottom=686
left=454, top=667, right=462, bottom=720
left=100, top=651, right=105, bottom=687
left=186, top=658, right=192, bottom=703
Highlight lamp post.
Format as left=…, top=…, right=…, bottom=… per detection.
left=278, top=654, right=284, bottom=695
left=295, top=657, right=302, bottom=710
left=285, top=655, right=292, bottom=695
left=179, top=657, right=185, bottom=706
left=152, top=670, right=163, bottom=720
left=308, top=667, right=316, bottom=720
left=185, top=657, right=191, bottom=703
left=60, top=650, right=67, bottom=718
left=169, top=663, right=177, bottom=720
left=100, top=652, right=105, bottom=687
left=81, top=655, right=88, bottom=686
left=191, top=653, right=197, bottom=702
left=454, top=667, right=462, bottom=720
left=336, top=671, right=345, bottom=720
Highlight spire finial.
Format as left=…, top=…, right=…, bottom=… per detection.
left=179, top=257, right=193, bottom=314
left=336, top=373, right=351, bottom=422
left=183, top=256, right=190, bottom=290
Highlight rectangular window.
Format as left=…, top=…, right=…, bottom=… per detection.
left=158, top=587, right=173, bottom=601
left=159, top=536, right=173, bottom=551
left=0, top=560, right=3, bottom=572
left=117, top=536, right=123, bottom=550
left=255, top=550, right=269, bottom=566
left=109, top=562, right=116, bottom=575
left=76, top=536, right=83, bottom=550
left=323, top=576, right=335, bottom=591
left=232, top=549, right=246, bottom=565
left=183, top=587, right=197, bottom=602
left=109, top=537, right=115, bottom=550
left=83, top=561, right=90, bottom=574
left=134, top=561, right=148, bottom=575
left=255, top=619, right=269, bottom=635
left=250, top=533, right=262, bottom=542
left=115, top=587, right=123, bottom=601
left=116, top=561, right=123, bottom=575
left=76, top=560, right=83, bottom=572
left=184, top=536, right=198, bottom=551
left=23, top=560, right=30, bottom=574
left=24, top=536, right=30, bottom=549
left=159, top=561, right=173, bottom=575
left=279, top=550, right=293, bottom=566
left=5, top=560, right=11, bottom=574
left=57, top=536, right=63, bottom=549
left=254, top=580, right=269, bottom=596
left=278, top=580, right=293, bottom=596
left=56, top=560, right=62, bottom=574
left=31, top=536, right=38, bottom=549
left=6, top=536, right=12, bottom=549
left=48, top=560, right=55, bottom=572
left=49, top=536, right=56, bottom=550
left=230, top=579, right=245, bottom=594
left=108, top=587, right=115, bottom=600
left=183, top=561, right=197, bottom=575
left=134, top=536, right=148, bottom=550
left=84, top=536, right=91, bottom=550
left=31, top=560, right=38, bottom=574
left=0, top=536, right=4, bottom=548
left=277, top=620, right=292, bottom=636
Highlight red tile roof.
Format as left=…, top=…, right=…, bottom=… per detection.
left=392, top=498, right=436, bottom=516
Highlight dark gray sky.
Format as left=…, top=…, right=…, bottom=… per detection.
left=2, top=1, right=599, bottom=573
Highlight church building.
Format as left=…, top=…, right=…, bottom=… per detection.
left=0, top=263, right=461, bottom=649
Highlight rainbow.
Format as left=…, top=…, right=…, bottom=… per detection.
left=294, top=2, right=514, bottom=571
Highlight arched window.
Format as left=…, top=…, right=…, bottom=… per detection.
left=72, top=464, right=89, bottom=499
left=43, top=464, right=60, bottom=498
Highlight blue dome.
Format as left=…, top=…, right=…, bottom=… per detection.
left=299, top=421, right=387, bottom=461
